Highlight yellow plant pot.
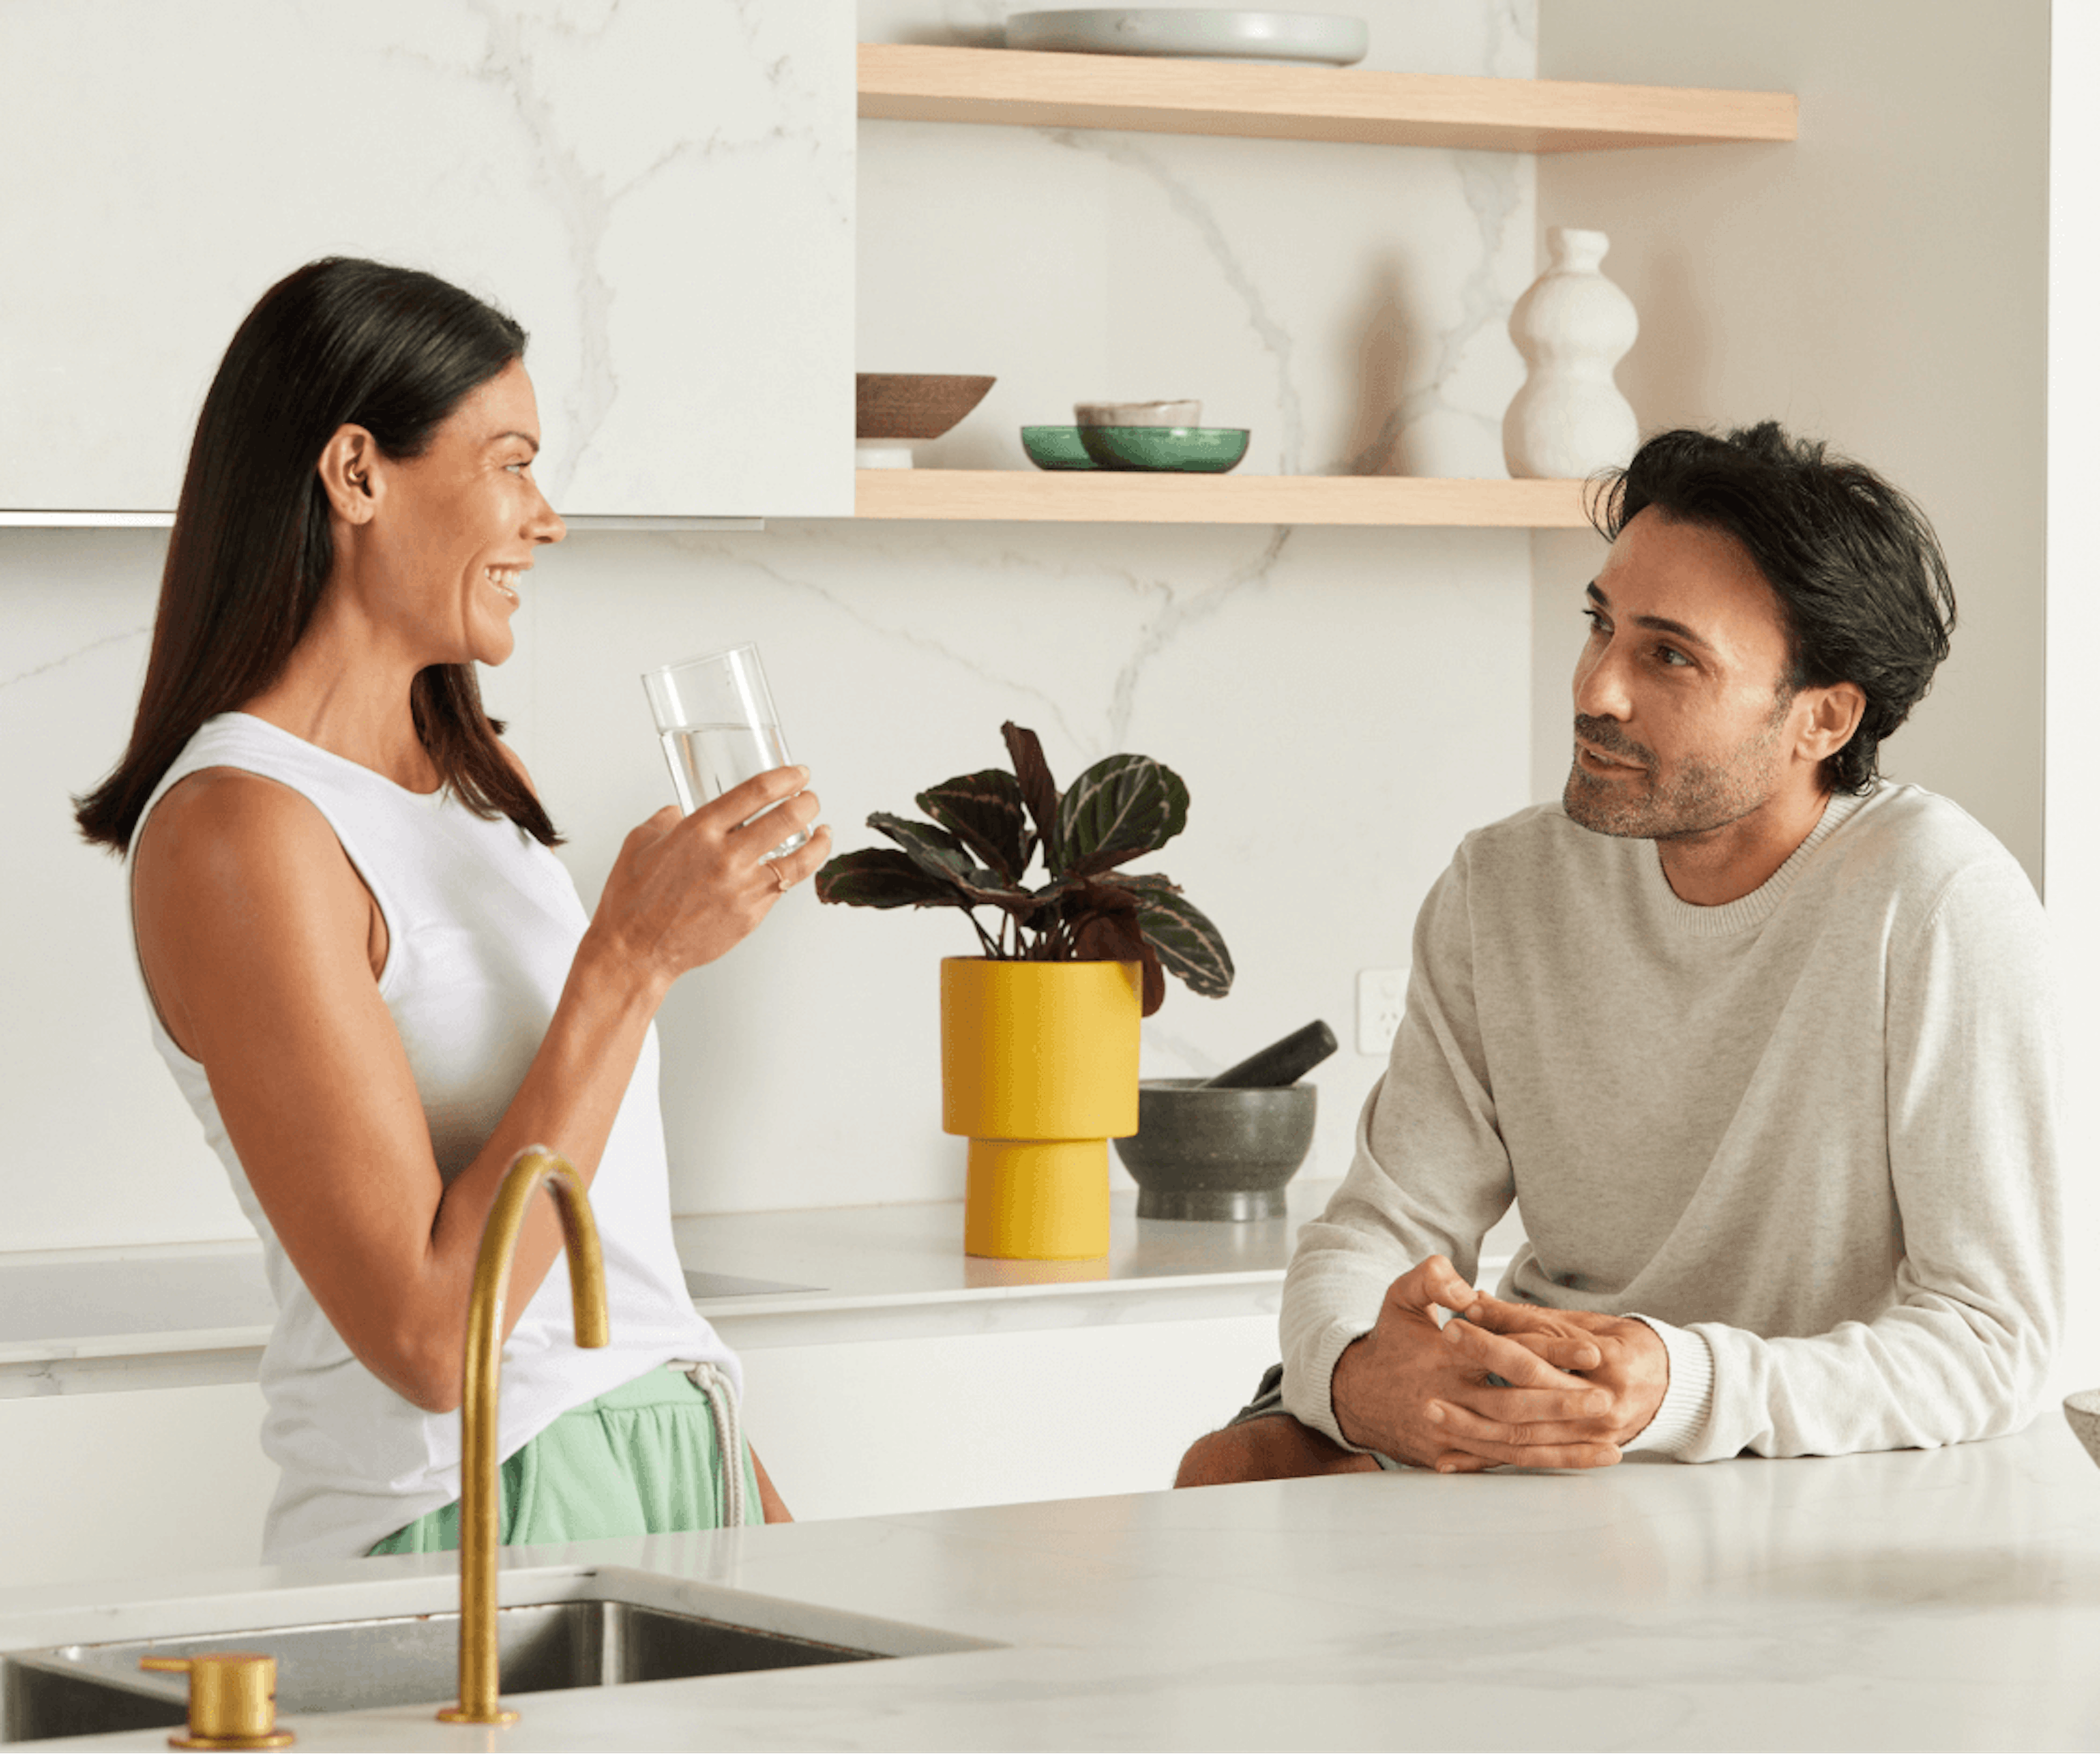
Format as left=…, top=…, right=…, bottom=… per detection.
left=941, top=957, right=1141, bottom=1259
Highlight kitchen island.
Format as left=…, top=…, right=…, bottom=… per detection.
left=5, top=1414, right=2097, bottom=1750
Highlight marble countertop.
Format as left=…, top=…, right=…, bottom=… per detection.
left=0, top=1179, right=1352, bottom=1396
left=4, top=1417, right=2097, bottom=1750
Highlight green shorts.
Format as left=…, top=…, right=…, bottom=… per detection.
left=368, top=1366, right=762, bottom=1556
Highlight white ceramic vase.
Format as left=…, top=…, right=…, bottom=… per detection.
left=1502, top=227, right=1640, bottom=479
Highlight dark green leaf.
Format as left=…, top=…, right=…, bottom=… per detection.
left=1136, top=940, right=1165, bottom=1016
left=1072, top=906, right=1164, bottom=1015
left=1072, top=910, right=1141, bottom=963
left=1002, top=722, right=1063, bottom=872
left=815, top=849, right=967, bottom=910
left=917, top=769, right=1031, bottom=882
left=868, top=813, right=1039, bottom=911
left=1057, top=754, right=1190, bottom=878
left=869, top=812, right=975, bottom=884
left=1134, top=887, right=1234, bottom=999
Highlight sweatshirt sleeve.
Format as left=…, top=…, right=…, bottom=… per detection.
left=1281, top=841, right=1520, bottom=1447
left=1665, top=857, right=2064, bottom=1462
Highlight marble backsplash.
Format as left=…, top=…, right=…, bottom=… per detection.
left=0, top=0, right=853, bottom=518
left=2, top=0, right=1542, bottom=1245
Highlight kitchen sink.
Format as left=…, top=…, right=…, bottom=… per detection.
left=2, top=1570, right=994, bottom=1745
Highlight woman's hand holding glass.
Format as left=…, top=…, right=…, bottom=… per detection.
left=587, top=765, right=830, bottom=990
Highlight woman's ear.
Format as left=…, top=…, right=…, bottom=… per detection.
left=317, top=425, right=380, bottom=524
left=1798, top=680, right=1866, bottom=763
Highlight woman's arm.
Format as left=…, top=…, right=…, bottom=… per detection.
left=751, top=1446, right=792, bottom=1524
left=133, top=762, right=828, bottom=1414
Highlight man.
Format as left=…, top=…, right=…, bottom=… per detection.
left=1180, top=423, right=2062, bottom=1484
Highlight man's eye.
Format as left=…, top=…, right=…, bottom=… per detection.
left=1657, top=645, right=1691, bottom=667
left=1582, top=609, right=1607, bottom=634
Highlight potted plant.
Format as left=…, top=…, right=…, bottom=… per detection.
left=816, top=723, right=1233, bottom=1258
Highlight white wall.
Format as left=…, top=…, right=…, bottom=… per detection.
left=1533, top=0, right=2049, bottom=893
left=0, top=1, right=1539, bottom=1251
left=2048, top=0, right=2099, bottom=1399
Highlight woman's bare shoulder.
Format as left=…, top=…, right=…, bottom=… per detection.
left=133, top=768, right=381, bottom=1055
left=134, top=766, right=372, bottom=939
left=138, top=765, right=341, bottom=870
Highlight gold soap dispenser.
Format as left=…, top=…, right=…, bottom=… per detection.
left=136, top=1651, right=293, bottom=1751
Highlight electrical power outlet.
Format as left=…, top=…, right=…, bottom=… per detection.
left=1356, top=968, right=1408, bottom=1056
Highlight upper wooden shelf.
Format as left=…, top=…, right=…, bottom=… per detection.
left=857, top=44, right=1798, bottom=152
left=851, top=471, right=1593, bottom=527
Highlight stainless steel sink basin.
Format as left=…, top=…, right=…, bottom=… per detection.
left=3, top=1570, right=994, bottom=1745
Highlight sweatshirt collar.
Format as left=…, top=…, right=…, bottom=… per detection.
left=1646, top=786, right=1873, bottom=938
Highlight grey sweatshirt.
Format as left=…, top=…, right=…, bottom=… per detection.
left=1281, top=784, right=2063, bottom=1462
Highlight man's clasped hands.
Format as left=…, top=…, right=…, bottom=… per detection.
left=1329, top=1257, right=1672, bottom=1472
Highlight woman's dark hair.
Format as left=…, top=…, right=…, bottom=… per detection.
left=75, top=256, right=559, bottom=852
left=1588, top=422, right=1956, bottom=795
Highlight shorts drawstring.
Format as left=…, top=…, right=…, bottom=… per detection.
left=676, top=1360, right=747, bottom=1529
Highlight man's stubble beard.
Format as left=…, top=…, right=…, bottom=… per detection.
left=1562, top=697, right=1792, bottom=842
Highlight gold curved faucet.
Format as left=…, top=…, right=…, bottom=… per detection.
left=437, top=1146, right=609, bottom=1728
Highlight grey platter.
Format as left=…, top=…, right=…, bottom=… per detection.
left=1006, top=9, right=1369, bottom=66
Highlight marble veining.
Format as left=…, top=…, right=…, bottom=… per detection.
left=1103, top=526, right=1293, bottom=748
left=447, top=1, right=625, bottom=505
left=1343, top=154, right=1528, bottom=476
left=0, top=626, right=148, bottom=695
left=1046, top=128, right=1309, bottom=474
left=0, top=0, right=853, bottom=514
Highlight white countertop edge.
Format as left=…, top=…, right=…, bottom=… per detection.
left=0, top=1253, right=1512, bottom=1391
left=0, top=1238, right=261, bottom=1268
left=0, top=1270, right=1337, bottom=1397
left=0, top=1325, right=273, bottom=1366
left=0, top=1268, right=1292, bottom=1367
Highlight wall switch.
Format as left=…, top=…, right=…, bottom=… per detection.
left=1356, top=968, right=1408, bottom=1056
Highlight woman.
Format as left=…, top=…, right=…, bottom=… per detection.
left=74, top=257, right=830, bottom=1562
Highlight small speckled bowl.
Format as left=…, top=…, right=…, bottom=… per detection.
left=1077, top=425, right=1250, bottom=473
left=2066, top=1390, right=2100, bottom=1469
left=1021, top=425, right=1098, bottom=471
left=1075, top=399, right=1201, bottom=428
left=1113, top=1078, right=1316, bottom=1221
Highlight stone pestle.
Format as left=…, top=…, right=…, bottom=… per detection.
left=1200, top=1021, right=1339, bottom=1090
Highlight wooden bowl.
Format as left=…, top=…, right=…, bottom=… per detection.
left=855, top=373, right=996, bottom=441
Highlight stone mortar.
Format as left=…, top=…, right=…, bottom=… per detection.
left=1113, top=1078, right=1316, bottom=1221
left=2066, top=1390, right=2100, bottom=1469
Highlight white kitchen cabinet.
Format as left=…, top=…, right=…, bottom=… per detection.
left=0, top=1317, right=1276, bottom=1589
left=0, top=1191, right=1309, bottom=1584
left=0, top=1, right=853, bottom=521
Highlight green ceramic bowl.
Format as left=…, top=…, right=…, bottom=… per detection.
left=1020, top=425, right=1098, bottom=471
left=1076, top=425, right=1251, bottom=473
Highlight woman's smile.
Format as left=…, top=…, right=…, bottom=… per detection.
left=485, top=563, right=527, bottom=607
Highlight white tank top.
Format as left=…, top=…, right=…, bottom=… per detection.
left=132, top=713, right=740, bottom=1562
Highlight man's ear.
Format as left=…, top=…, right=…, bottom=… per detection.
left=1797, top=681, right=1866, bottom=764
left=317, top=425, right=380, bottom=525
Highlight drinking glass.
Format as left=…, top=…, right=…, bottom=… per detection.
left=640, top=644, right=809, bottom=858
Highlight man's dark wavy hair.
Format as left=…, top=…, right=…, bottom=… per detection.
left=1588, top=423, right=1956, bottom=795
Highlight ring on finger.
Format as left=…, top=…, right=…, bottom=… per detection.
left=766, top=859, right=790, bottom=893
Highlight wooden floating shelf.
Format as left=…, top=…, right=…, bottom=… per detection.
left=858, top=44, right=1797, bottom=153
left=851, top=471, right=1594, bottom=527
